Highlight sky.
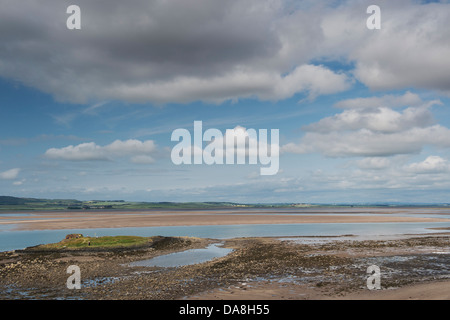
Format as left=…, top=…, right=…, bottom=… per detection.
left=1, top=0, right=450, bottom=204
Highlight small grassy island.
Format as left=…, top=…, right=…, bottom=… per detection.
left=24, top=234, right=203, bottom=253
left=36, top=234, right=153, bottom=250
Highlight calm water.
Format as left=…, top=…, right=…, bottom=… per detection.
left=1, top=221, right=450, bottom=252
left=129, top=243, right=233, bottom=268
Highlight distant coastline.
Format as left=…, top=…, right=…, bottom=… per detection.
left=1, top=195, right=450, bottom=212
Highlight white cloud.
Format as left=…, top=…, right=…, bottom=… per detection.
left=0, top=168, right=21, bottom=180
left=202, top=125, right=279, bottom=162
left=0, top=0, right=349, bottom=104
left=103, top=139, right=156, bottom=155
left=13, top=179, right=26, bottom=186
left=260, top=64, right=352, bottom=101
left=320, top=1, right=450, bottom=95
left=406, top=156, right=450, bottom=174
left=1, top=1, right=449, bottom=104
left=304, top=105, right=435, bottom=134
left=105, top=64, right=351, bottom=104
left=350, top=2, right=450, bottom=94
left=305, top=92, right=439, bottom=134
left=284, top=124, right=450, bottom=157
left=282, top=93, right=450, bottom=157
left=45, top=142, right=106, bottom=161
left=356, top=157, right=391, bottom=170
left=334, top=92, right=424, bottom=110
left=130, top=155, right=156, bottom=164
left=44, top=139, right=157, bottom=162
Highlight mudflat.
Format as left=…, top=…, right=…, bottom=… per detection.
left=188, top=278, right=450, bottom=300
left=0, top=209, right=448, bottom=231
left=1, top=234, right=449, bottom=300
left=1, top=208, right=449, bottom=300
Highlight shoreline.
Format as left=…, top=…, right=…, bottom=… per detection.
left=188, top=278, right=450, bottom=300
left=1, top=234, right=449, bottom=300
left=1, top=208, right=449, bottom=300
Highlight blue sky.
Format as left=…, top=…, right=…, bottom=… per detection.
left=1, top=0, right=450, bottom=203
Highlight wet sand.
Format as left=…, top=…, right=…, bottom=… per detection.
left=0, top=210, right=448, bottom=231
left=1, top=209, right=449, bottom=300
left=1, top=234, right=449, bottom=300
left=188, top=278, right=450, bottom=300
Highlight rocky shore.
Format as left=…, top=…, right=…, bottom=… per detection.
left=0, top=234, right=449, bottom=300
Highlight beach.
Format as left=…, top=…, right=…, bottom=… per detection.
left=189, top=278, right=450, bottom=300
left=1, top=234, right=449, bottom=300
left=0, top=208, right=449, bottom=300
left=1, top=208, right=449, bottom=231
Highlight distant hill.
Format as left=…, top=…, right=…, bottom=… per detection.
left=0, top=196, right=258, bottom=211
left=1, top=196, right=447, bottom=211
left=0, top=196, right=44, bottom=205
left=0, top=196, right=82, bottom=210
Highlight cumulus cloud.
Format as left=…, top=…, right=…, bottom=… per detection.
left=0, top=168, right=21, bottom=180
left=282, top=93, right=450, bottom=157
left=0, top=0, right=350, bottom=104
left=320, top=1, right=450, bottom=95
left=405, top=156, right=450, bottom=174
left=334, top=91, right=424, bottom=110
left=45, top=142, right=107, bottom=161
left=3, top=0, right=449, bottom=105
left=130, top=155, right=156, bottom=164
left=350, top=2, right=450, bottom=94
left=197, top=125, right=279, bottom=162
left=44, top=139, right=157, bottom=162
left=13, top=179, right=26, bottom=186
left=356, top=157, right=391, bottom=170
left=107, top=64, right=351, bottom=104
left=284, top=124, right=450, bottom=157
left=305, top=93, right=439, bottom=134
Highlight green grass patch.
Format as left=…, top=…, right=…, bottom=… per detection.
left=39, top=235, right=152, bottom=249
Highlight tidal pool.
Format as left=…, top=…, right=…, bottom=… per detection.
left=129, top=243, right=233, bottom=268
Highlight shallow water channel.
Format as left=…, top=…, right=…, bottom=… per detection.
left=2, top=221, right=450, bottom=252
